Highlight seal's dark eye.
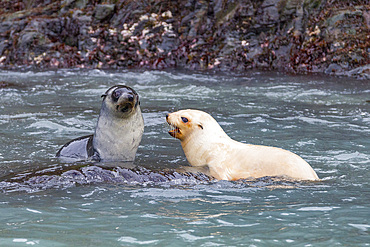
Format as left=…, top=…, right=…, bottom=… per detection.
left=111, top=89, right=122, bottom=102
left=181, top=117, right=189, bottom=123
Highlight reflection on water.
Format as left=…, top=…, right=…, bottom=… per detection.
left=0, top=69, right=369, bottom=246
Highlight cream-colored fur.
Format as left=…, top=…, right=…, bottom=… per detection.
left=166, top=109, right=319, bottom=181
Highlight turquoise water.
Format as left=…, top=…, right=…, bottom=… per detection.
left=0, top=70, right=369, bottom=246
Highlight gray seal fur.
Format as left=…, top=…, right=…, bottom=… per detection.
left=56, top=85, right=144, bottom=161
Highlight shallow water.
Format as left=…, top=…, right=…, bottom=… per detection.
left=0, top=69, right=369, bottom=246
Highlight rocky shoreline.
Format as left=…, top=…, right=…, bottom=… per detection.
left=0, top=0, right=369, bottom=78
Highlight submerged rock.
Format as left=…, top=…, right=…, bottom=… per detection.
left=0, top=164, right=308, bottom=193
left=0, top=165, right=212, bottom=193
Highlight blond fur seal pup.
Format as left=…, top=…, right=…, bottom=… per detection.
left=56, top=85, right=144, bottom=161
left=166, top=109, right=319, bottom=181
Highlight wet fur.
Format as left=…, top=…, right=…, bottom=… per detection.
left=57, top=85, right=144, bottom=161
left=166, top=109, right=319, bottom=181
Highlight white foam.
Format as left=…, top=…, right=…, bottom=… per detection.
left=348, top=223, right=370, bottom=231
left=297, top=206, right=339, bottom=211
left=117, top=236, right=159, bottom=244
left=26, top=208, right=42, bottom=214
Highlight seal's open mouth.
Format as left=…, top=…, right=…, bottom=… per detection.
left=167, top=121, right=181, bottom=138
left=168, top=126, right=180, bottom=137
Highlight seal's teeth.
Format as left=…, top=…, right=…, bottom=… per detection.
left=166, top=123, right=173, bottom=131
left=167, top=123, right=176, bottom=131
left=167, top=122, right=180, bottom=136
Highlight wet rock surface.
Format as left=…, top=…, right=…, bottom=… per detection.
left=0, top=0, right=368, bottom=78
left=0, top=164, right=303, bottom=193
left=0, top=165, right=212, bottom=193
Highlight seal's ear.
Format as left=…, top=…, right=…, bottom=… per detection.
left=135, top=95, right=140, bottom=107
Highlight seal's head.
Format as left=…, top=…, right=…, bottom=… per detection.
left=166, top=109, right=226, bottom=141
left=101, top=85, right=140, bottom=117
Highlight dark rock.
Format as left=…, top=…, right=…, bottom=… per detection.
left=61, top=0, right=88, bottom=13
left=0, top=40, right=9, bottom=56
left=324, top=63, right=343, bottom=74
left=0, top=0, right=368, bottom=77
left=215, top=2, right=240, bottom=26
left=76, top=14, right=92, bottom=23
left=181, top=12, right=195, bottom=26
left=0, top=21, right=12, bottom=33
left=18, top=31, right=39, bottom=49
left=158, top=34, right=176, bottom=53
left=94, top=4, right=115, bottom=22
left=345, top=64, right=370, bottom=79
left=261, top=0, right=280, bottom=24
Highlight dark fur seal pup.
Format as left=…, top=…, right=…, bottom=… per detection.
left=56, top=85, right=144, bottom=161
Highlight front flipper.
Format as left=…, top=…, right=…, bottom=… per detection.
left=56, top=134, right=98, bottom=161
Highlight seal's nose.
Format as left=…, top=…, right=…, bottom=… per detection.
left=166, top=113, right=169, bottom=120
